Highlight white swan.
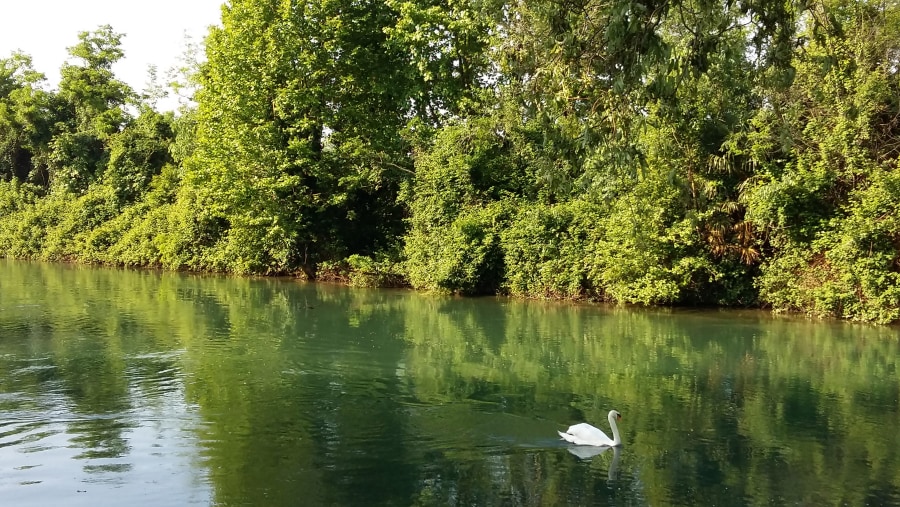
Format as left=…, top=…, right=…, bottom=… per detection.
left=558, top=410, right=622, bottom=447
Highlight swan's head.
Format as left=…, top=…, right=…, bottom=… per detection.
left=609, top=410, right=621, bottom=421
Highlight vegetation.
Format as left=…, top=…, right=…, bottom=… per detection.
left=1, top=0, right=899, bottom=323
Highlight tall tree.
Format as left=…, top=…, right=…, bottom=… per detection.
left=496, top=0, right=801, bottom=191
left=49, top=25, right=133, bottom=193
left=185, top=0, right=423, bottom=274
left=384, top=0, right=499, bottom=123
left=742, top=0, right=900, bottom=322
left=0, top=53, right=56, bottom=185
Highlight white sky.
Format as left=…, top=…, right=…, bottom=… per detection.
left=0, top=0, right=224, bottom=108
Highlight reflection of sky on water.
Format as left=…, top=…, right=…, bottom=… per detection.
left=0, top=357, right=210, bottom=507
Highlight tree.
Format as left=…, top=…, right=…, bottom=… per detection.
left=742, top=0, right=900, bottom=322
left=0, top=53, right=56, bottom=185
left=384, top=0, right=499, bottom=123
left=185, top=0, right=424, bottom=274
left=49, top=25, right=134, bottom=193
left=104, top=107, right=175, bottom=203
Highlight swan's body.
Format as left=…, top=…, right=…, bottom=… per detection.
left=558, top=410, right=622, bottom=447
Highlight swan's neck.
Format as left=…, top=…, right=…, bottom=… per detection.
left=608, top=414, right=621, bottom=445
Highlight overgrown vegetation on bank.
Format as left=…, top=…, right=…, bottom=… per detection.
left=2, top=0, right=899, bottom=323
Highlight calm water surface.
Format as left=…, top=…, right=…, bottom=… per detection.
left=1, top=259, right=899, bottom=506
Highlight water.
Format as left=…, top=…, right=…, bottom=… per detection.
left=1, top=259, right=898, bottom=506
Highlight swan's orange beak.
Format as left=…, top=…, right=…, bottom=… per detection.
left=617, top=414, right=622, bottom=420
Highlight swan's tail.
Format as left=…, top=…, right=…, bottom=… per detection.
left=558, top=430, right=576, bottom=443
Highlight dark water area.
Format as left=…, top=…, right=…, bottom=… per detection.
left=1, top=259, right=898, bottom=506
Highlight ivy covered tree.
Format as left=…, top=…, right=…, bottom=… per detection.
left=104, top=107, right=175, bottom=203
left=742, top=0, right=900, bottom=322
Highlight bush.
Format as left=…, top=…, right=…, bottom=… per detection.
left=40, top=184, right=120, bottom=261
left=0, top=186, right=69, bottom=258
left=586, top=174, right=745, bottom=305
left=501, top=199, right=598, bottom=299
left=405, top=201, right=511, bottom=294
left=402, top=115, right=531, bottom=294
left=0, top=179, right=42, bottom=255
left=758, top=168, right=900, bottom=323
left=319, top=253, right=407, bottom=288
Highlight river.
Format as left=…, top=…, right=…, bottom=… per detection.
left=1, top=259, right=898, bottom=506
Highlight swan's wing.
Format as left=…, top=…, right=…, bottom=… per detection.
left=567, top=423, right=611, bottom=442
left=558, top=430, right=580, bottom=443
left=561, top=423, right=613, bottom=446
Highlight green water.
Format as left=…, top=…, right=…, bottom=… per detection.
left=1, top=259, right=899, bottom=506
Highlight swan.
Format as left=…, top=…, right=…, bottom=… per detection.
left=558, top=410, right=622, bottom=447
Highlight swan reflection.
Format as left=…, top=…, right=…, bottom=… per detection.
left=566, top=445, right=621, bottom=481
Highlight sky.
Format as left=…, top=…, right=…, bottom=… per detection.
left=0, top=0, right=224, bottom=108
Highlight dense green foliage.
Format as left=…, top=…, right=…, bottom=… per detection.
left=1, top=0, right=899, bottom=322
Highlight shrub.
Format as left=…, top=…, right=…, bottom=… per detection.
left=501, top=199, right=598, bottom=299
left=405, top=201, right=511, bottom=294
left=758, top=168, right=900, bottom=323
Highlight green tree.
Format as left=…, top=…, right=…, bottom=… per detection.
left=104, top=107, right=175, bottom=203
left=742, top=0, right=900, bottom=322
left=0, top=53, right=57, bottom=185
left=403, top=0, right=783, bottom=302
left=384, top=0, right=498, bottom=123
left=185, top=0, right=422, bottom=274
left=495, top=0, right=799, bottom=190
left=49, top=25, right=133, bottom=193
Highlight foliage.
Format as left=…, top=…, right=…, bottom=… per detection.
left=179, top=0, right=427, bottom=275
left=318, top=253, right=407, bottom=287
left=590, top=178, right=710, bottom=304
left=758, top=168, right=900, bottom=323
left=104, top=107, right=175, bottom=203
left=0, top=184, right=68, bottom=257
left=0, top=52, right=55, bottom=185
left=406, top=200, right=512, bottom=294
left=383, top=0, right=498, bottom=122
left=50, top=25, right=134, bottom=193
left=743, top=0, right=900, bottom=321
left=1, top=0, right=899, bottom=322
left=39, top=184, right=120, bottom=261
left=501, top=200, right=598, bottom=299
left=90, top=164, right=183, bottom=267
left=402, top=112, right=534, bottom=294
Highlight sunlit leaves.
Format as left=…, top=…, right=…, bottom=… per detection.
left=49, top=26, right=135, bottom=193
left=742, top=0, right=900, bottom=321
left=185, top=0, right=421, bottom=274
